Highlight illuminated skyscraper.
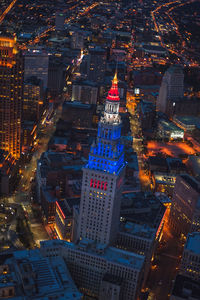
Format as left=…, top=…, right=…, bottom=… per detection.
left=41, top=75, right=144, bottom=300
left=0, top=37, right=23, bottom=159
left=77, top=73, right=126, bottom=245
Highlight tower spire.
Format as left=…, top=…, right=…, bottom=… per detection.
left=106, top=72, right=120, bottom=102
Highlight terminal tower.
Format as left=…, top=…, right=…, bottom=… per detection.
left=77, top=73, right=126, bottom=245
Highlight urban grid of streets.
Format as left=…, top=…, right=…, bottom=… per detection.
left=0, top=0, right=199, bottom=299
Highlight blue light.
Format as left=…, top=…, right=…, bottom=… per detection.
left=86, top=116, right=125, bottom=175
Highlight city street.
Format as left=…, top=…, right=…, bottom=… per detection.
left=4, top=105, right=63, bottom=247
left=147, top=209, right=183, bottom=300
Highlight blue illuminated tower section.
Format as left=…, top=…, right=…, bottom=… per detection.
left=77, top=73, right=126, bottom=245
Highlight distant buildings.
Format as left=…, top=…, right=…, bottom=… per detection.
left=0, top=37, right=23, bottom=159
left=169, top=175, right=200, bottom=237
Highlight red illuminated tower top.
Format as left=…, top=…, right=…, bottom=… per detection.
left=106, top=72, right=120, bottom=102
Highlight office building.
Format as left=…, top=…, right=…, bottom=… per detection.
left=40, top=239, right=144, bottom=300
left=55, top=12, right=65, bottom=31
left=70, top=31, right=84, bottom=50
left=47, top=55, right=66, bottom=97
left=61, top=101, right=95, bottom=128
left=157, top=65, right=184, bottom=114
left=55, top=198, right=80, bottom=241
left=23, top=76, right=43, bottom=123
left=0, top=37, right=23, bottom=159
left=77, top=73, right=126, bottom=245
left=24, top=49, right=49, bottom=90
left=169, top=175, right=200, bottom=237
left=72, top=80, right=98, bottom=104
left=170, top=274, right=200, bottom=300
left=180, top=232, right=200, bottom=282
left=166, top=97, right=200, bottom=118
left=0, top=150, right=18, bottom=195
left=87, top=47, right=106, bottom=83
left=0, top=248, right=82, bottom=299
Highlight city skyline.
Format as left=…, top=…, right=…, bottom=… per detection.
left=0, top=0, right=200, bottom=300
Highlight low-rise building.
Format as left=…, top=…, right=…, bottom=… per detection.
left=55, top=198, right=80, bottom=241
left=40, top=239, right=145, bottom=300
left=120, top=191, right=166, bottom=241
left=0, top=248, right=82, bottom=299
left=157, top=119, right=184, bottom=141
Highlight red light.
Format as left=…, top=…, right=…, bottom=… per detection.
left=56, top=201, right=65, bottom=219
left=97, top=180, right=100, bottom=189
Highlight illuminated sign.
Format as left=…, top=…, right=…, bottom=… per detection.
left=154, top=174, right=176, bottom=184
left=170, top=131, right=184, bottom=139
left=134, top=88, right=140, bottom=95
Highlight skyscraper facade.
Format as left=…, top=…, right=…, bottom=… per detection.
left=24, top=49, right=49, bottom=90
left=77, top=73, right=126, bottom=245
left=0, top=37, right=23, bottom=159
left=87, top=47, right=106, bottom=83
left=169, top=174, right=200, bottom=237
left=157, top=65, right=184, bottom=114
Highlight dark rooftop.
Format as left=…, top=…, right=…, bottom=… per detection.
left=171, top=275, right=200, bottom=299
left=180, top=174, right=200, bottom=193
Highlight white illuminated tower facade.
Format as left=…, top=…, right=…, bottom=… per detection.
left=77, top=73, right=126, bottom=245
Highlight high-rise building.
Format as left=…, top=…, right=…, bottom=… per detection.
left=40, top=74, right=145, bottom=300
left=87, top=47, right=106, bottom=83
left=23, top=76, right=43, bottom=123
left=77, top=73, right=126, bottom=245
left=169, top=175, right=200, bottom=237
left=179, top=232, right=200, bottom=282
left=55, top=12, right=65, bottom=31
left=157, top=65, right=184, bottom=114
left=24, top=49, right=49, bottom=90
left=47, top=56, right=65, bottom=97
left=0, top=37, right=23, bottom=159
left=70, top=31, right=84, bottom=50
